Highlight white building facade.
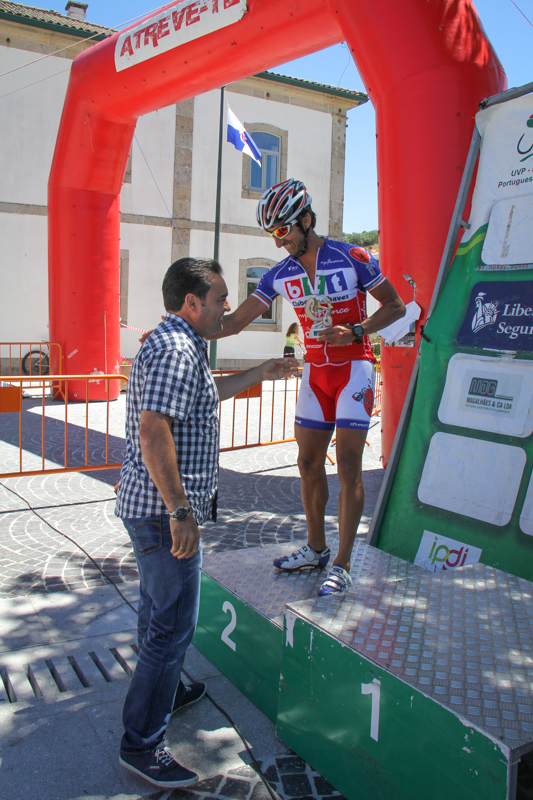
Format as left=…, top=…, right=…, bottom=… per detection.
left=0, top=1, right=367, bottom=368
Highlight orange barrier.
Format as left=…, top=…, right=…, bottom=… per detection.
left=0, top=364, right=379, bottom=480
left=0, top=342, right=63, bottom=378
left=373, top=360, right=382, bottom=416
left=214, top=368, right=339, bottom=464
left=214, top=369, right=302, bottom=452
left=0, top=374, right=127, bottom=478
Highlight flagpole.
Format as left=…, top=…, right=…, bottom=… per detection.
left=210, top=85, right=225, bottom=370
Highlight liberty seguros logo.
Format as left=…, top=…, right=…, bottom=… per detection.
left=471, top=291, right=499, bottom=333
left=459, top=282, right=533, bottom=350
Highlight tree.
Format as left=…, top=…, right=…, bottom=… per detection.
left=343, top=230, right=379, bottom=248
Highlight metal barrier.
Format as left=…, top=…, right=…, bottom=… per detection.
left=0, top=374, right=127, bottom=478
left=214, top=369, right=304, bottom=453
left=216, top=361, right=381, bottom=452
left=0, top=342, right=63, bottom=378
left=215, top=364, right=380, bottom=464
left=0, top=361, right=381, bottom=479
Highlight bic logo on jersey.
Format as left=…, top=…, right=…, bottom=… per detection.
left=285, top=272, right=348, bottom=299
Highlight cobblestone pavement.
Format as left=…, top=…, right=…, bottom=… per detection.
left=157, top=755, right=344, bottom=800
left=0, top=390, right=382, bottom=800
left=0, top=391, right=383, bottom=595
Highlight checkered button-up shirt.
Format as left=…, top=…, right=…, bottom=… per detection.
left=115, top=314, right=219, bottom=524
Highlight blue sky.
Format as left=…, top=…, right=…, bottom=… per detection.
left=25, top=1, right=533, bottom=231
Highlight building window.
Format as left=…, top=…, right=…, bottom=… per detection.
left=239, top=258, right=282, bottom=332
left=246, top=266, right=273, bottom=321
left=240, top=123, right=288, bottom=201
left=249, top=132, right=280, bottom=191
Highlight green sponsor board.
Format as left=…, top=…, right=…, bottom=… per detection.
left=193, top=572, right=282, bottom=722
left=375, top=231, right=533, bottom=580
left=277, top=614, right=509, bottom=800
left=375, top=91, right=533, bottom=582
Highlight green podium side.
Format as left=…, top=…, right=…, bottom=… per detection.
left=193, top=571, right=283, bottom=722
left=277, top=612, right=509, bottom=800
left=192, top=540, right=343, bottom=722
left=194, top=541, right=533, bottom=799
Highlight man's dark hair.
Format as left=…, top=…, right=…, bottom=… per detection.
left=299, top=205, right=316, bottom=229
left=162, top=257, right=222, bottom=311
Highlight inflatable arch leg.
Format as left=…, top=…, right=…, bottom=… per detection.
left=49, top=0, right=505, bottom=463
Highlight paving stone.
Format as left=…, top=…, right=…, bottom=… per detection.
left=190, top=776, right=225, bottom=794
left=250, top=782, right=277, bottom=800
left=287, top=797, right=314, bottom=800
left=218, top=776, right=252, bottom=798
left=276, top=756, right=307, bottom=774
left=313, top=776, right=337, bottom=795
left=279, top=773, right=313, bottom=797
left=229, top=765, right=259, bottom=778
left=262, top=765, right=280, bottom=783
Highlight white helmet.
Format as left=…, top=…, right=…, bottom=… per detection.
left=256, top=178, right=312, bottom=230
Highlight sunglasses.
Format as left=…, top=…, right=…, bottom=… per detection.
left=267, top=223, right=293, bottom=240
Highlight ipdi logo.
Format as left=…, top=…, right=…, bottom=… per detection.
left=414, top=530, right=482, bottom=573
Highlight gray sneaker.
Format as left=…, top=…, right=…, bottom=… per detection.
left=119, top=746, right=198, bottom=788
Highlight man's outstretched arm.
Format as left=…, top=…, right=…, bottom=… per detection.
left=139, top=295, right=268, bottom=344
left=214, top=358, right=299, bottom=402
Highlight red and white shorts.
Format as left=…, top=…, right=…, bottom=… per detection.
left=295, top=361, right=375, bottom=432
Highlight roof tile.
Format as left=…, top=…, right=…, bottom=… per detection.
left=0, top=1, right=111, bottom=35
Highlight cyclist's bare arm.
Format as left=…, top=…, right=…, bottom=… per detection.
left=139, top=295, right=268, bottom=344
left=209, top=294, right=268, bottom=339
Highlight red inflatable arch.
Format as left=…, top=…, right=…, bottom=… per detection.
left=48, top=0, right=505, bottom=463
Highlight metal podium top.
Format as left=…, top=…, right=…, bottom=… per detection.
left=202, top=538, right=421, bottom=627
left=287, top=545, right=533, bottom=751
left=203, top=539, right=533, bottom=748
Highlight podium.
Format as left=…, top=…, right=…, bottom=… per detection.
left=193, top=540, right=533, bottom=799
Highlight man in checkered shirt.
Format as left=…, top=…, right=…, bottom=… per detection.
left=115, top=257, right=297, bottom=790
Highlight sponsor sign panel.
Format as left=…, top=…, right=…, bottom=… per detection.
left=457, top=281, right=533, bottom=351
left=414, top=530, right=482, bottom=573
left=465, top=93, right=533, bottom=270
left=418, top=432, right=526, bottom=526
left=374, top=90, right=533, bottom=583
left=482, top=195, right=533, bottom=266
left=438, top=353, right=533, bottom=436
left=115, top=0, right=247, bottom=73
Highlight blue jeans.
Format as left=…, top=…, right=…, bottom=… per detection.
left=120, top=513, right=202, bottom=754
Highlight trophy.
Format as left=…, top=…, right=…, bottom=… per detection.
left=305, top=295, right=333, bottom=338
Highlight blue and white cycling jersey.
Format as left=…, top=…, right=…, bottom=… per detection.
left=252, top=238, right=384, bottom=365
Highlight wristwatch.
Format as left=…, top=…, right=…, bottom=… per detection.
left=349, top=323, right=364, bottom=344
left=169, top=505, right=192, bottom=521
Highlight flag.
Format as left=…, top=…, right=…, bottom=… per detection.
left=227, top=107, right=262, bottom=165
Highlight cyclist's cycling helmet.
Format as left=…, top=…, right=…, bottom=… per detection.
left=256, top=178, right=312, bottom=231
